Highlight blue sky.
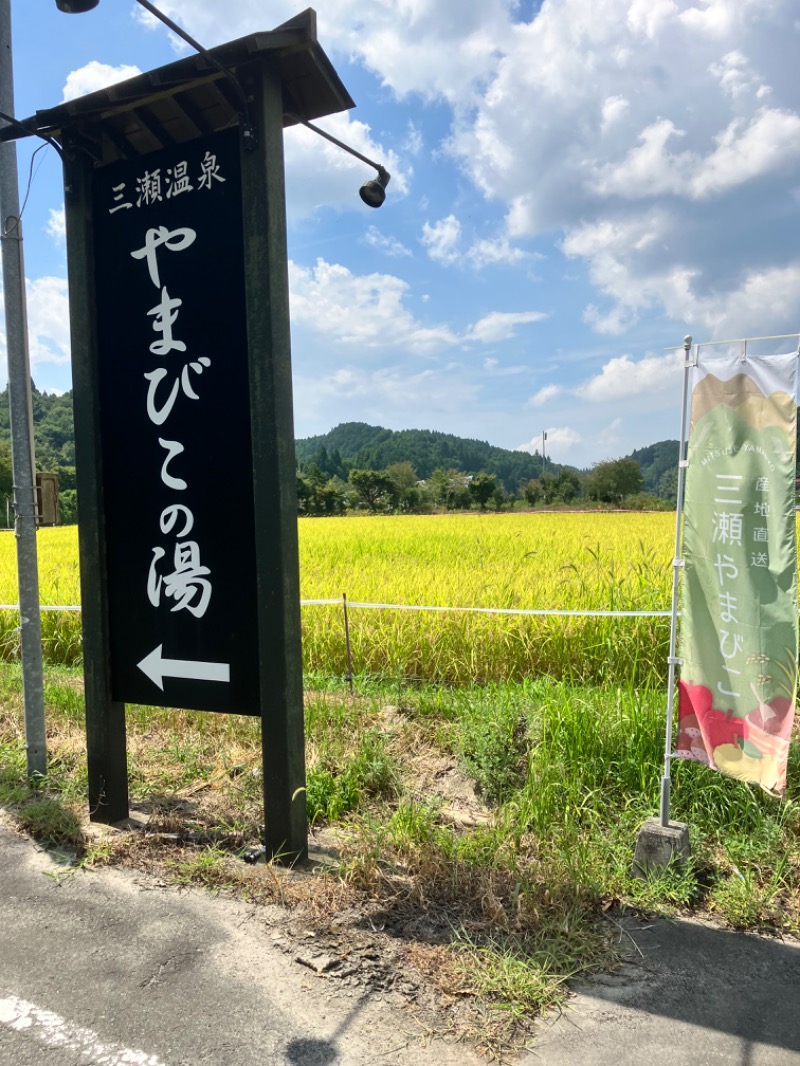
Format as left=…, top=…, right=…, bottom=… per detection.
left=3, top=0, right=800, bottom=469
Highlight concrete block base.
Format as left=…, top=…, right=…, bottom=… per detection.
left=632, top=817, right=690, bottom=879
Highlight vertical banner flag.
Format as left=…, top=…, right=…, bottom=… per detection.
left=678, top=351, right=798, bottom=794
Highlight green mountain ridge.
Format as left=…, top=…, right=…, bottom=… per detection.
left=295, top=421, right=566, bottom=492
left=0, top=386, right=739, bottom=501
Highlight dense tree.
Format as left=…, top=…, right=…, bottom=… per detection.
left=0, top=443, right=12, bottom=502
left=520, top=478, right=542, bottom=506
left=585, top=458, right=643, bottom=504
left=629, top=440, right=679, bottom=494
left=297, top=469, right=349, bottom=515
left=489, top=482, right=508, bottom=511
left=540, top=472, right=560, bottom=505
left=348, top=468, right=394, bottom=512
left=59, top=489, right=78, bottom=525
left=468, top=472, right=498, bottom=511
left=384, top=461, right=420, bottom=511
left=556, top=469, right=582, bottom=502
left=657, top=467, right=679, bottom=504
left=428, top=468, right=470, bottom=510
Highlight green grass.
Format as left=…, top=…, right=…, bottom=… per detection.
left=0, top=662, right=798, bottom=1051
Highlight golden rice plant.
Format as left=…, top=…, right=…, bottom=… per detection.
left=0, top=511, right=763, bottom=683
left=298, top=513, right=677, bottom=685
left=0, top=527, right=82, bottom=664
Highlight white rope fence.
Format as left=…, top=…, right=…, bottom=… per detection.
left=0, top=600, right=672, bottom=618
left=302, top=599, right=671, bottom=617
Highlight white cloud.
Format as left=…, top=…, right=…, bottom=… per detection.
left=688, top=262, right=800, bottom=338
left=593, top=109, right=800, bottom=201
left=153, top=0, right=800, bottom=336
left=293, top=362, right=481, bottom=435
left=421, top=220, right=531, bottom=270
left=577, top=350, right=684, bottom=402
left=25, top=277, right=71, bottom=368
left=679, top=0, right=761, bottom=38
left=61, top=61, right=141, bottom=102
left=421, top=215, right=462, bottom=264
left=597, top=417, right=624, bottom=449
left=441, top=0, right=800, bottom=335
left=364, top=226, right=412, bottom=258
left=527, top=384, right=563, bottom=407
left=709, top=50, right=770, bottom=102
left=483, top=359, right=528, bottom=376
left=46, top=207, right=65, bottom=245
left=601, top=95, right=630, bottom=131
left=627, top=0, right=679, bottom=40
left=544, top=427, right=584, bottom=453
left=465, top=310, right=548, bottom=343
left=517, top=427, right=582, bottom=454
left=149, top=0, right=514, bottom=103
left=565, top=209, right=800, bottom=338
left=466, top=236, right=530, bottom=269
left=288, top=258, right=458, bottom=354
left=592, top=119, right=692, bottom=199
left=691, top=108, right=800, bottom=198
left=403, top=122, right=424, bottom=156
left=289, top=258, right=547, bottom=353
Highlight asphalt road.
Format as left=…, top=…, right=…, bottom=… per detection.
left=2, top=825, right=800, bottom=1066
left=0, top=827, right=479, bottom=1066
left=535, top=912, right=800, bottom=1065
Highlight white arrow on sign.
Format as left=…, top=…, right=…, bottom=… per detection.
left=137, top=644, right=231, bottom=691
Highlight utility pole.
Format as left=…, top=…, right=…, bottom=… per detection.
left=0, top=0, right=47, bottom=777
left=542, top=430, right=547, bottom=479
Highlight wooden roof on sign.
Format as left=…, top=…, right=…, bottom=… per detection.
left=0, top=9, right=354, bottom=163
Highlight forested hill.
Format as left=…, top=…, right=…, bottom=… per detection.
left=0, top=383, right=75, bottom=469
left=295, top=422, right=557, bottom=489
left=628, top=440, right=679, bottom=496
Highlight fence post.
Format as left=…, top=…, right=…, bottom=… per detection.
left=343, top=593, right=354, bottom=695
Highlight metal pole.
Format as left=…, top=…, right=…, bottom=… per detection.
left=0, top=0, right=46, bottom=778
left=542, top=431, right=546, bottom=479
left=660, top=334, right=693, bottom=826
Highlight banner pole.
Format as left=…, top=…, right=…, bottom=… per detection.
left=660, top=334, right=694, bottom=827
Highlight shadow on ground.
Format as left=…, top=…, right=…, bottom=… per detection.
left=531, top=913, right=800, bottom=1066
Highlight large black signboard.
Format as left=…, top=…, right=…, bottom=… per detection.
left=93, top=128, right=259, bottom=714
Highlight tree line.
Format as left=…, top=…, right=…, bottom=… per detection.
left=297, top=454, right=668, bottom=515
left=0, top=392, right=704, bottom=523
left=0, top=383, right=78, bottom=525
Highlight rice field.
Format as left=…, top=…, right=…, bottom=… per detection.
left=0, top=513, right=682, bottom=684
left=299, top=513, right=676, bottom=684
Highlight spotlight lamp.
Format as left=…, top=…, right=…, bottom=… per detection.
left=54, top=0, right=100, bottom=10
left=298, top=119, right=392, bottom=208
left=359, top=167, right=391, bottom=208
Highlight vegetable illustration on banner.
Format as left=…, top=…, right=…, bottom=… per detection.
left=677, top=351, right=798, bottom=794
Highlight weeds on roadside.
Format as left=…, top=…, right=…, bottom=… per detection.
left=1, top=660, right=799, bottom=1052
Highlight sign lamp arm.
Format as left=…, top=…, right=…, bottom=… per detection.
left=55, top=0, right=257, bottom=150
left=292, top=117, right=392, bottom=208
